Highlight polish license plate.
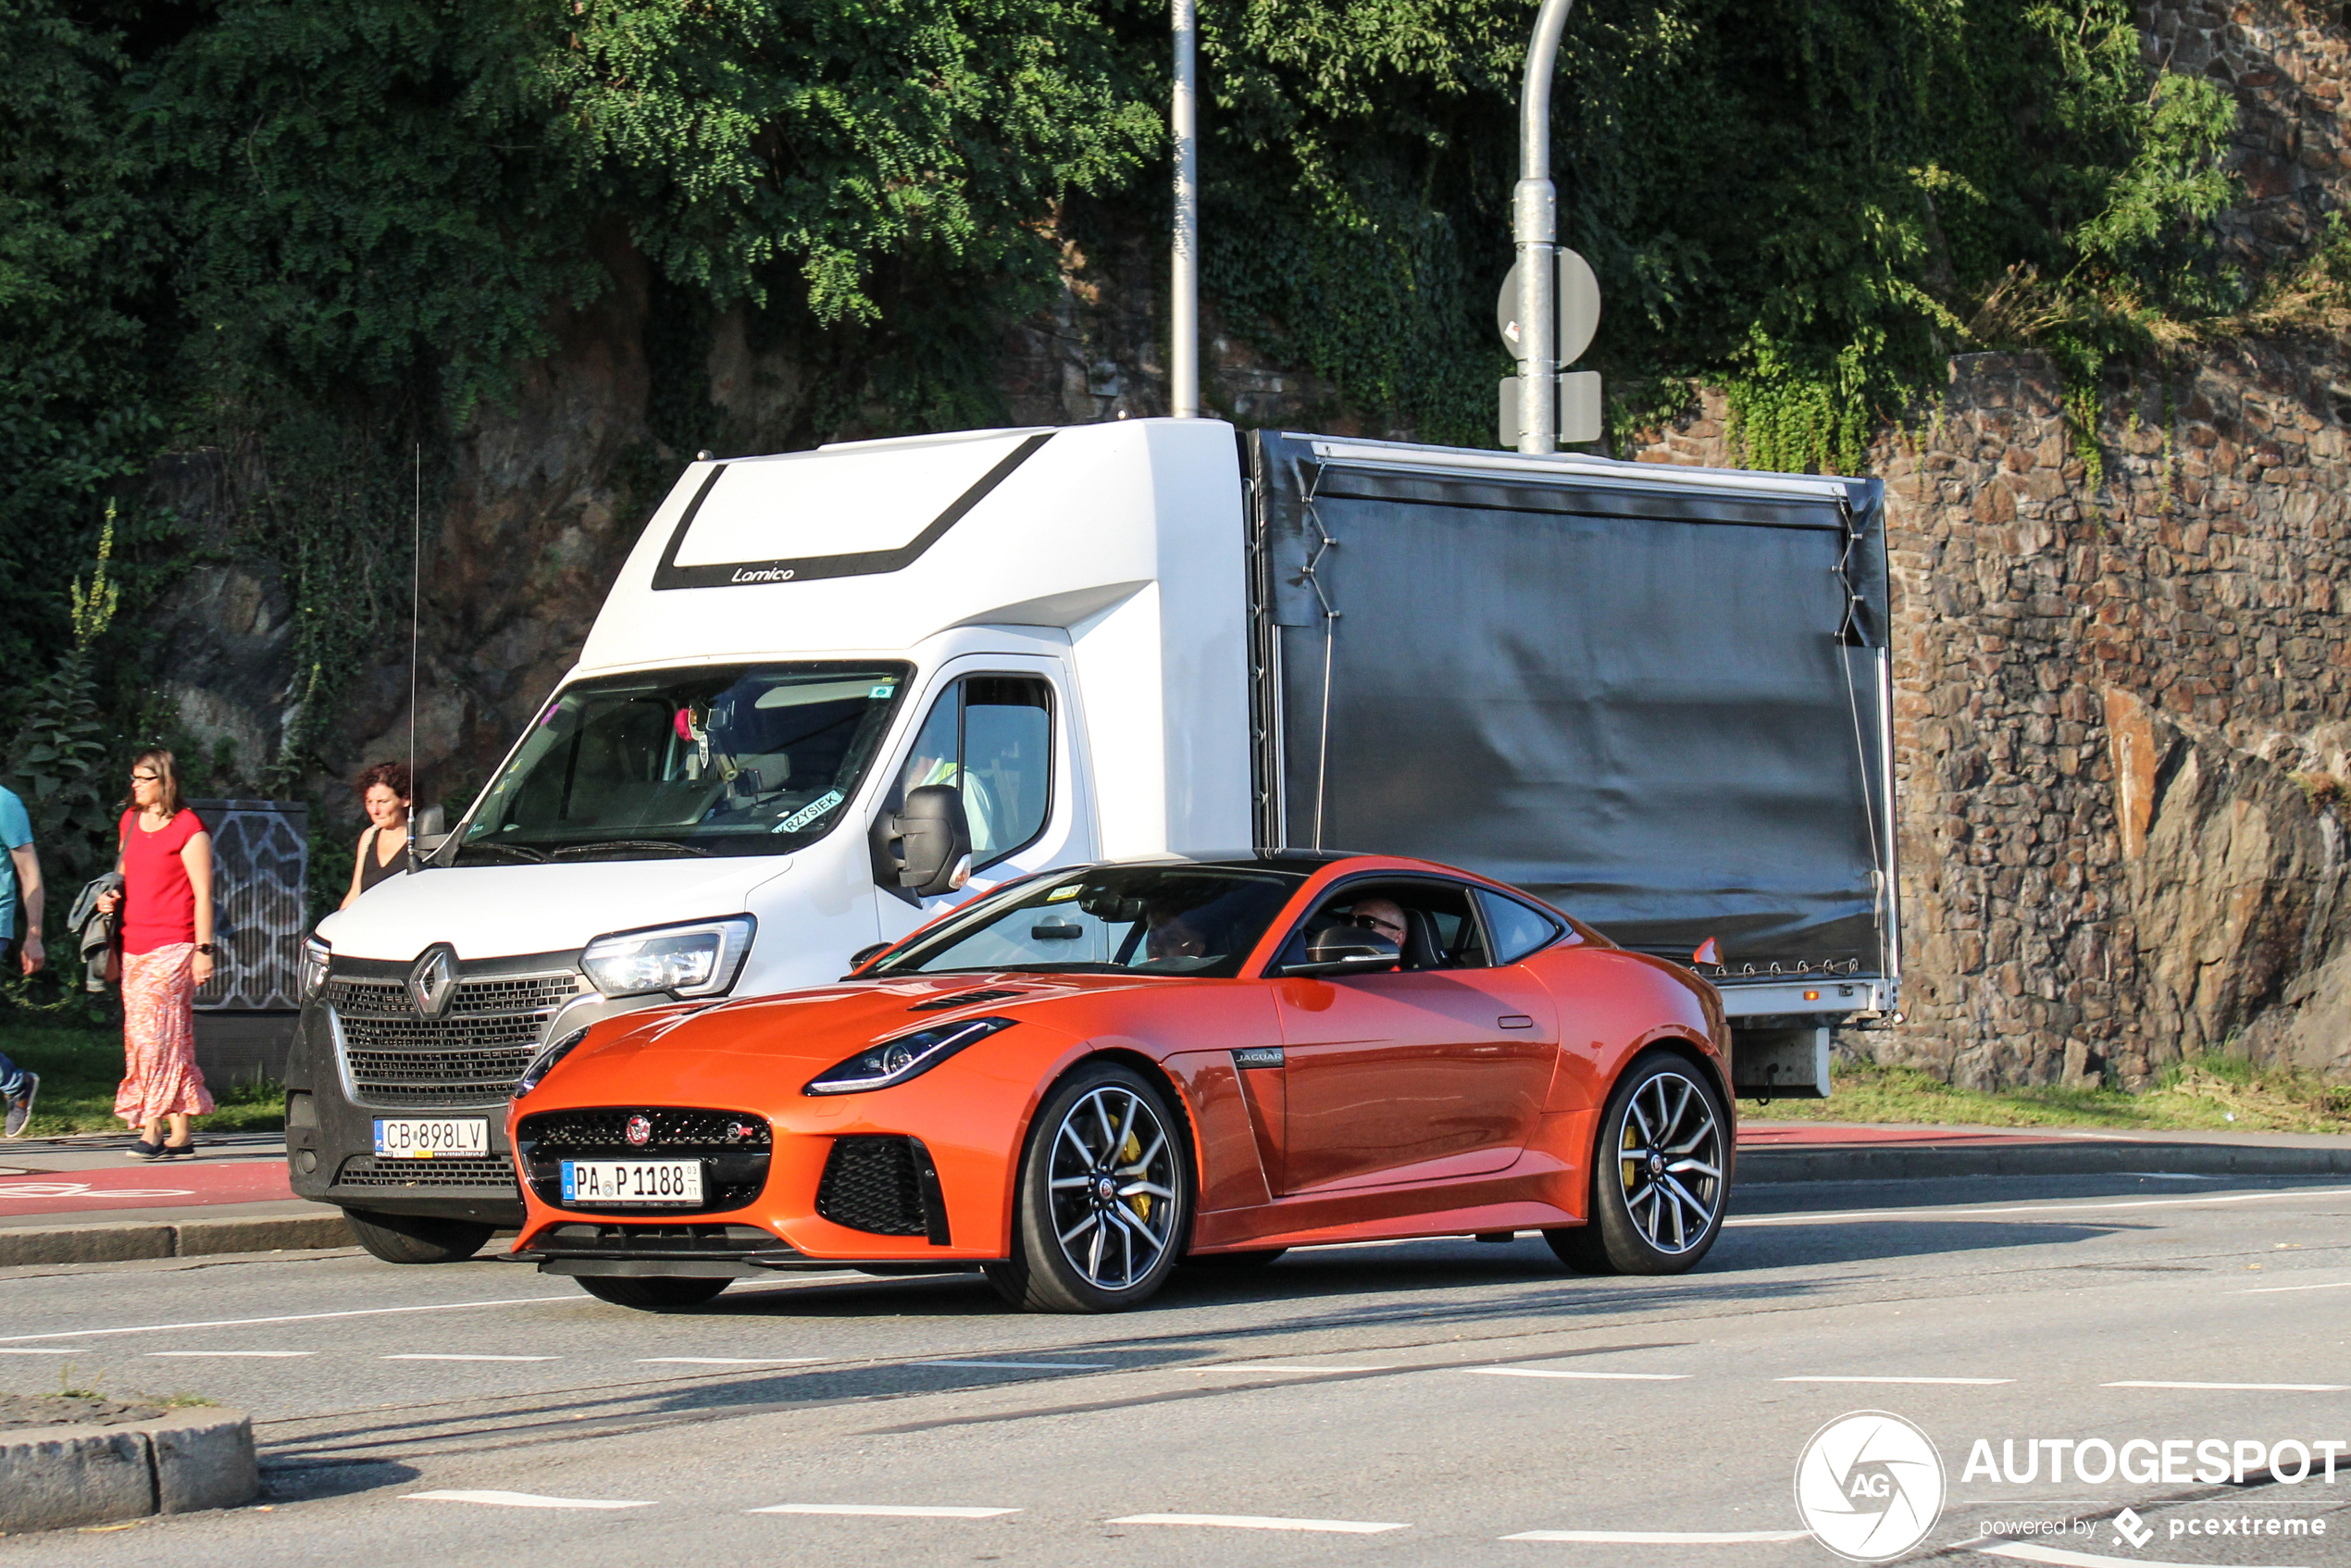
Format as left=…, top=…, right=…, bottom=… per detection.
left=560, top=1160, right=703, bottom=1206
left=372, top=1118, right=490, bottom=1159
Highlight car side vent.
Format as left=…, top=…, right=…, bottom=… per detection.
left=908, top=988, right=1025, bottom=1012
left=816, top=1135, right=949, bottom=1242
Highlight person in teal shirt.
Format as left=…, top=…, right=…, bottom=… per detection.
left=0, top=782, right=44, bottom=1136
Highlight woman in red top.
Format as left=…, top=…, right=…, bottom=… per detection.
left=95, top=749, right=217, bottom=1158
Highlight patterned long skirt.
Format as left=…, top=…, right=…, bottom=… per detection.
left=117, top=944, right=215, bottom=1125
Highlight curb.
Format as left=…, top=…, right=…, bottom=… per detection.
left=0, top=1213, right=355, bottom=1269
left=0, top=1407, right=257, bottom=1532
left=1737, top=1140, right=2351, bottom=1184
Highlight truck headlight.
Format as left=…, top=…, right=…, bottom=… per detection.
left=581, top=916, right=754, bottom=999
left=301, top=937, right=331, bottom=1000
left=803, top=1017, right=1014, bottom=1096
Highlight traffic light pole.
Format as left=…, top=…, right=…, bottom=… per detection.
left=1513, top=0, right=1574, bottom=454
left=1171, top=0, right=1200, bottom=418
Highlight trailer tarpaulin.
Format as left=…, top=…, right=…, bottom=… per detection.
left=1247, top=432, right=1892, bottom=975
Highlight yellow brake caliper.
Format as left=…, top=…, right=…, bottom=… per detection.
left=1120, top=1132, right=1151, bottom=1224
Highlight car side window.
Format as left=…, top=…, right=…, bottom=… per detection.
left=1275, top=880, right=1489, bottom=972
left=899, top=676, right=1053, bottom=867
left=1475, top=888, right=1565, bottom=964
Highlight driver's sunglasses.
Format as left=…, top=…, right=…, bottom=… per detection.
left=1350, top=914, right=1405, bottom=935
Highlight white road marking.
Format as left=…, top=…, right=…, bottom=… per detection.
left=382, top=1354, right=560, bottom=1363
left=1978, top=1540, right=2311, bottom=1568
left=1111, top=1513, right=1407, bottom=1534
left=2242, top=1278, right=2351, bottom=1294
left=1777, top=1375, right=2012, bottom=1385
left=1728, top=1187, right=2351, bottom=1228
left=920, top=1360, right=1114, bottom=1371
left=1503, top=1529, right=1815, bottom=1543
left=750, top=1503, right=1018, bottom=1518
left=1469, top=1368, right=1689, bottom=1381
left=0, top=1295, right=576, bottom=1345
left=2105, top=1379, right=2347, bottom=1391
left=0, top=1347, right=97, bottom=1354
left=2119, top=1172, right=2220, bottom=1180
left=1217, top=1363, right=1395, bottom=1374
left=404, top=1490, right=653, bottom=1511
left=147, top=1350, right=314, bottom=1359
left=638, top=1357, right=827, bottom=1365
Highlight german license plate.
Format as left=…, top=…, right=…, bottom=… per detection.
left=560, top=1160, right=703, bottom=1206
left=372, top=1118, right=490, bottom=1159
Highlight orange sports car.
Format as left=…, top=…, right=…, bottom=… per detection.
left=504, top=852, right=1734, bottom=1313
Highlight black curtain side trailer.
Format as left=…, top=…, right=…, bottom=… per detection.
left=1243, top=430, right=1897, bottom=1099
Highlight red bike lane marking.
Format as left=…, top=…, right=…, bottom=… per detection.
left=0, top=1161, right=294, bottom=1214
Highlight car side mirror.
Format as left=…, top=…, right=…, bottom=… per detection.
left=885, top=784, right=972, bottom=897
left=1285, top=927, right=1401, bottom=977
left=843, top=940, right=892, bottom=978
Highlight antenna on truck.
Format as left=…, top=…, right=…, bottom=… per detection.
left=1170, top=0, right=1200, bottom=417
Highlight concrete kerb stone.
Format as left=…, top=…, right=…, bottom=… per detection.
left=0, top=1407, right=257, bottom=1533
left=0, top=1212, right=355, bottom=1269
left=1736, top=1139, right=2351, bottom=1184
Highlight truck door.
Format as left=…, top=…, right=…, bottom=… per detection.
left=1269, top=877, right=1555, bottom=1193
left=874, top=662, right=1092, bottom=940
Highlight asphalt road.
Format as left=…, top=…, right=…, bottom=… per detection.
left=5, top=1173, right=2351, bottom=1567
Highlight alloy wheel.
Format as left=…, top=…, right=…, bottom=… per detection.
left=1612, top=1069, right=1724, bottom=1253
left=1044, top=1084, right=1180, bottom=1291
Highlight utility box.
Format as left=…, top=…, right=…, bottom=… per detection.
left=192, top=798, right=308, bottom=1089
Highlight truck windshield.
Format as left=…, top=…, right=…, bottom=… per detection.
left=450, top=663, right=910, bottom=865
left=868, top=864, right=1307, bottom=978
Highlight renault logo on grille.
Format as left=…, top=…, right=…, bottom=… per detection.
left=406, top=944, right=459, bottom=1018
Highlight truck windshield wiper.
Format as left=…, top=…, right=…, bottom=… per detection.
left=456, top=841, right=549, bottom=864
left=549, top=840, right=713, bottom=860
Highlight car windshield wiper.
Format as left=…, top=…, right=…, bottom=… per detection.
left=455, top=840, right=549, bottom=864
left=549, top=840, right=713, bottom=860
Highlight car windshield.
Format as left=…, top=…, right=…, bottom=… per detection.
left=449, top=663, right=909, bottom=865
left=870, top=864, right=1309, bottom=978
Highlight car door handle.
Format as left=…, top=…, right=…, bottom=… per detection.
left=1498, top=1014, right=1534, bottom=1029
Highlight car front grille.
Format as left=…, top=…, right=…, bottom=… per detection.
left=329, top=972, right=578, bottom=1105
left=816, top=1135, right=933, bottom=1237
left=514, top=1106, right=770, bottom=1213
left=331, top=1153, right=519, bottom=1192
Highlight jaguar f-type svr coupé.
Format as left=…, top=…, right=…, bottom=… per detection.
left=505, top=852, right=1734, bottom=1312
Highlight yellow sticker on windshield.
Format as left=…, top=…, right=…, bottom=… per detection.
left=1046, top=885, right=1082, bottom=902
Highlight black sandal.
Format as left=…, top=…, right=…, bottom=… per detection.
left=125, top=1139, right=165, bottom=1161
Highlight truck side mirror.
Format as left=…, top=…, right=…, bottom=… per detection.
left=1284, top=927, right=1401, bottom=977
left=885, top=785, right=972, bottom=897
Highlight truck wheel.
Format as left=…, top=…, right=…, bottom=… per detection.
left=573, top=1276, right=731, bottom=1312
left=984, top=1063, right=1190, bottom=1313
left=1548, top=1052, right=1727, bottom=1276
left=343, top=1207, right=496, bottom=1264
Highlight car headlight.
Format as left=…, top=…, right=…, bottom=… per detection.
left=301, top=937, right=330, bottom=1000
left=581, top=915, right=754, bottom=999
left=803, top=1017, right=1014, bottom=1096
left=514, top=1027, right=591, bottom=1101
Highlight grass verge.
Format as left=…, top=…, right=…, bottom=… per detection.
left=0, top=1018, right=285, bottom=1135
left=1756, top=1053, right=2351, bottom=1134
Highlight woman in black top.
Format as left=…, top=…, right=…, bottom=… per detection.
left=341, top=761, right=413, bottom=908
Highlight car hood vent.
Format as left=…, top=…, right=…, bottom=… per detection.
left=908, top=987, right=1026, bottom=1012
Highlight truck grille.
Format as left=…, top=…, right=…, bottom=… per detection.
left=514, top=1106, right=770, bottom=1213
left=332, top=1153, right=519, bottom=1192
left=329, top=972, right=577, bottom=1105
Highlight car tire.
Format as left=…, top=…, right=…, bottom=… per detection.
left=342, top=1207, right=496, bottom=1264
left=1182, top=1248, right=1287, bottom=1269
left=984, top=1062, right=1191, bottom=1313
left=572, top=1276, right=732, bottom=1311
left=1547, top=1052, right=1728, bottom=1276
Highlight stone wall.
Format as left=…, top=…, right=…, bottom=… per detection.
left=1634, top=344, right=2351, bottom=1088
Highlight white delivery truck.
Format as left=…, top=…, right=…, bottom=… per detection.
left=286, top=417, right=1897, bottom=1262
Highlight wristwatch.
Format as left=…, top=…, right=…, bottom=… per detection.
left=194, top=943, right=216, bottom=956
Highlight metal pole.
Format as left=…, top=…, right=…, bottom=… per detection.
left=1514, top=0, right=1574, bottom=454
left=1171, top=0, right=1200, bottom=417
